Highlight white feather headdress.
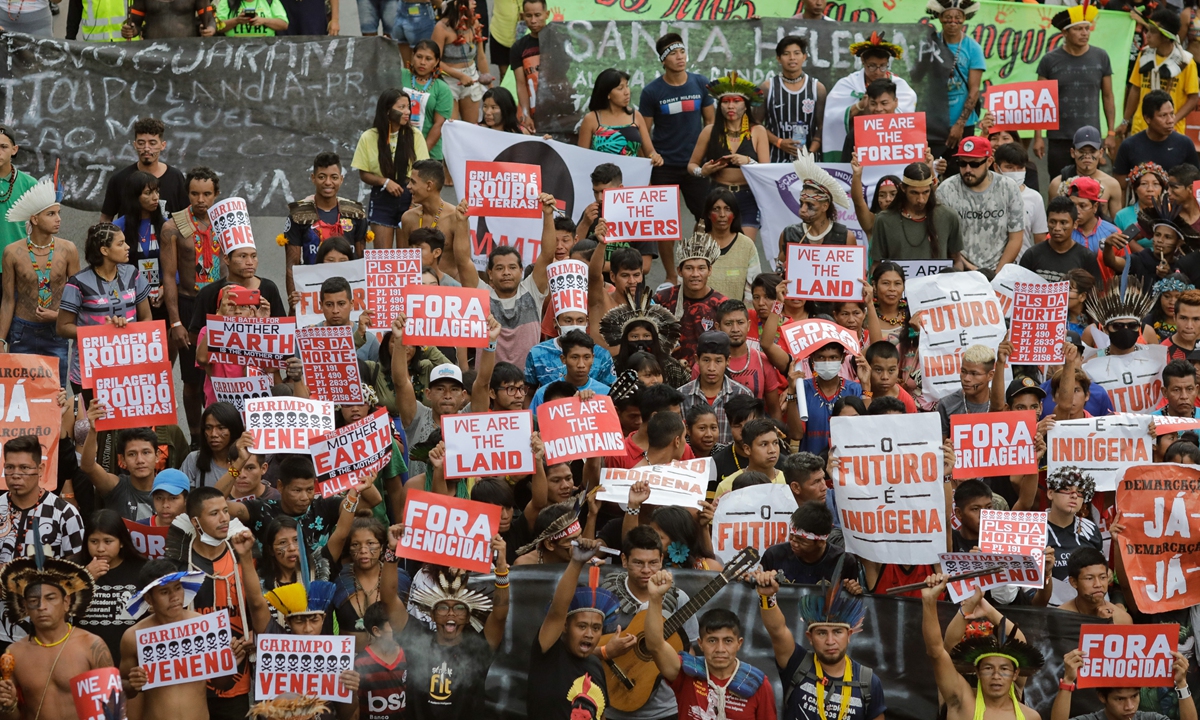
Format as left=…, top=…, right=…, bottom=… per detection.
left=5, top=179, right=57, bottom=224
left=793, top=150, right=850, bottom=210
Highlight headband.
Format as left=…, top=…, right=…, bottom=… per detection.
left=902, top=175, right=934, bottom=188
left=975, top=651, right=1021, bottom=668
left=790, top=528, right=830, bottom=541
left=659, top=43, right=686, bottom=62
left=550, top=519, right=582, bottom=542
left=879, top=179, right=896, bottom=188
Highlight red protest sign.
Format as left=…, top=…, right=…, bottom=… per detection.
left=984, top=80, right=1059, bottom=132
left=854, top=112, right=926, bottom=166
left=537, top=395, right=626, bottom=465
left=92, top=362, right=176, bottom=431
left=123, top=518, right=169, bottom=560
left=978, top=509, right=1048, bottom=556
left=297, top=326, right=362, bottom=404
left=779, top=318, right=861, bottom=360
left=1116, top=464, right=1200, bottom=612
left=951, top=411, right=1038, bottom=479
left=1078, top=624, right=1178, bottom=688
left=204, top=315, right=296, bottom=369
left=400, top=285, right=490, bottom=348
left=0, top=355, right=60, bottom=491
left=786, top=244, right=865, bottom=301
left=76, top=320, right=167, bottom=389
left=365, top=248, right=422, bottom=330
left=441, top=410, right=534, bottom=479
left=1153, top=415, right=1200, bottom=435
left=397, top=489, right=501, bottom=573
left=465, top=160, right=543, bottom=218
left=309, top=407, right=392, bottom=497
left=603, top=185, right=681, bottom=243
left=1010, top=281, right=1068, bottom=365
left=72, top=668, right=126, bottom=720
left=245, top=397, right=336, bottom=453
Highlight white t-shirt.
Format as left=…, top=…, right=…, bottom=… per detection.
left=1018, top=185, right=1049, bottom=262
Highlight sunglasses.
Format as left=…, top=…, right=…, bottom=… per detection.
left=959, top=158, right=988, bottom=169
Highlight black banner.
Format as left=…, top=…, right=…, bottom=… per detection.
left=0, top=34, right=403, bottom=213
left=483, top=567, right=1104, bottom=719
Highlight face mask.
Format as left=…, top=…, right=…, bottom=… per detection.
left=1002, top=171, right=1026, bottom=184
left=631, top=340, right=652, bottom=354
left=388, top=108, right=406, bottom=124
left=1109, top=327, right=1139, bottom=350
left=558, top=323, right=587, bottom=335
left=813, top=361, right=841, bottom=380
left=198, top=530, right=226, bottom=547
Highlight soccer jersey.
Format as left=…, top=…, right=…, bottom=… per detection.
left=356, top=646, right=408, bottom=720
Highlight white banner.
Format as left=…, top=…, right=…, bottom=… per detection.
left=829, top=413, right=945, bottom=565
left=1083, top=345, right=1169, bottom=415
left=906, top=271, right=1007, bottom=401
left=443, top=121, right=652, bottom=270
left=440, top=410, right=534, bottom=479
left=134, top=611, right=236, bottom=689
left=1047, top=413, right=1154, bottom=492
left=710, top=484, right=797, bottom=564
left=256, top=634, right=355, bottom=703
left=597, top=458, right=713, bottom=509
left=210, top=373, right=273, bottom=413
left=245, top=397, right=335, bottom=454
left=939, top=552, right=1045, bottom=602
left=292, top=259, right=367, bottom=328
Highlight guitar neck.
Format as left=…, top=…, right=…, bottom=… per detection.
left=662, top=574, right=729, bottom=638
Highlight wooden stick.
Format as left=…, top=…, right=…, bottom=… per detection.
left=884, top=566, right=1005, bottom=596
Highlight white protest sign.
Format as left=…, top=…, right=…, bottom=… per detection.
left=204, top=315, right=297, bottom=369
left=991, top=263, right=1047, bottom=319
left=292, top=259, right=367, bottom=328
left=710, top=484, right=797, bottom=564
left=210, top=373, right=273, bottom=414
left=906, top=271, right=1006, bottom=401
left=209, top=197, right=255, bottom=255
left=440, top=410, right=534, bottom=479
left=1083, top=345, right=1169, bottom=415
left=245, top=397, right=335, bottom=454
left=134, top=611, right=236, bottom=689
left=597, top=458, right=712, bottom=509
left=785, top=244, right=865, bottom=301
left=256, top=634, right=355, bottom=703
left=830, top=413, right=946, bottom=565
left=365, top=248, right=422, bottom=330
left=1047, top=413, right=1154, bottom=492
left=894, top=260, right=952, bottom=279
left=602, top=185, right=681, bottom=243
left=979, top=509, right=1048, bottom=557
left=1010, top=281, right=1069, bottom=365
left=546, top=259, right=588, bottom=317
left=939, top=552, right=1044, bottom=602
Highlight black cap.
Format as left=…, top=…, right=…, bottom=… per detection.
left=1189, top=347, right=1200, bottom=363
left=1006, top=376, right=1047, bottom=405
left=696, top=331, right=731, bottom=357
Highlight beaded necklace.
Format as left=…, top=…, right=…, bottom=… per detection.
left=27, top=238, right=53, bottom=309
left=0, top=166, right=16, bottom=204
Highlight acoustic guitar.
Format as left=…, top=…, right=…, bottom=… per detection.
left=599, top=547, right=760, bottom=712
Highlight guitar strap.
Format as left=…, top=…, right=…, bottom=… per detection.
left=601, top=572, right=680, bottom=617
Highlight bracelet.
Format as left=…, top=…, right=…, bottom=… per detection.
left=1179, top=685, right=1192, bottom=700
left=625, top=505, right=641, bottom=516
left=600, top=645, right=609, bottom=660
left=771, top=300, right=785, bottom=317
left=759, top=594, right=778, bottom=610
left=342, top=498, right=359, bottom=513
left=494, top=579, right=510, bottom=589
left=494, top=568, right=510, bottom=577
left=61, top=492, right=75, bottom=500
left=383, top=548, right=397, bottom=563
left=485, top=341, right=497, bottom=352
left=382, top=179, right=390, bottom=191
left=691, top=166, right=703, bottom=178
left=1059, top=680, right=1076, bottom=692
left=171, top=321, right=183, bottom=329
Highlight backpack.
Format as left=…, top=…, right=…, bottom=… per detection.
left=783, top=652, right=874, bottom=715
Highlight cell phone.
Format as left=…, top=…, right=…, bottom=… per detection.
left=241, top=7, right=257, bottom=16
left=230, top=288, right=260, bottom=306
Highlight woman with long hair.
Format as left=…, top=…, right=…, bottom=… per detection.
left=113, top=171, right=167, bottom=313
left=404, top=40, right=454, bottom=161
left=479, top=87, right=529, bottom=134
left=869, top=161, right=964, bottom=264
left=180, top=401, right=245, bottom=488
left=613, top=319, right=689, bottom=388
left=1114, top=162, right=1169, bottom=235
left=71, top=510, right=147, bottom=664
left=577, top=69, right=662, bottom=165
left=686, top=404, right=720, bottom=459
left=870, top=261, right=928, bottom=408
left=850, top=154, right=900, bottom=236
left=687, top=73, right=770, bottom=239
left=1144, top=273, right=1195, bottom=344
left=432, top=0, right=492, bottom=123
left=626, top=351, right=663, bottom=387
left=703, top=187, right=760, bottom=301
left=334, top=517, right=392, bottom=645
left=651, top=506, right=722, bottom=571
left=353, top=88, right=428, bottom=249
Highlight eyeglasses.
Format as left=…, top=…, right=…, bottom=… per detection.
left=3, top=466, right=39, bottom=477
left=863, top=63, right=889, bottom=72
left=434, top=603, right=469, bottom=615
left=960, top=159, right=988, bottom=169
left=1053, top=489, right=1084, bottom=499
left=497, top=385, right=526, bottom=396
left=1109, top=322, right=1140, bottom=332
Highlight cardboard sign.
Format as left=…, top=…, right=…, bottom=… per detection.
left=951, top=411, right=1038, bottom=479
left=939, top=552, right=1044, bottom=602
left=596, top=457, right=713, bottom=509
left=853, top=112, right=926, bottom=166
left=1010, top=281, right=1068, bottom=365
left=210, top=373, right=274, bottom=414
left=256, top=634, right=355, bottom=703
left=1078, top=624, right=1178, bottom=688
left=1152, top=415, right=1200, bottom=435
left=778, top=318, right=861, bottom=360
left=208, top=197, right=255, bottom=255
left=71, top=668, right=126, bottom=720
left=546, top=259, right=588, bottom=317
left=830, top=413, right=945, bottom=565
left=397, top=489, right=502, bottom=573
left=465, top=160, right=543, bottom=218
left=123, top=518, right=168, bottom=560
left=308, top=407, right=392, bottom=497
left=297, top=325, right=362, bottom=405
left=1047, top=413, right=1154, bottom=492
left=292, top=259, right=367, bottom=328
left=134, top=611, right=237, bottom=689
left=979, top=509, right=1048, bottom=557
left=245, top=397, right=335, bottom=453
left=0, top=355, right=60, bottom=491
left=76, top=320, right=167, bottom=389
left=400, top=285, right=490, bottom=348
left=710, top=483, right=798, bottom=564
left=1083, top=345, right=1168, bottom=415
left=1116, top=463, right=1200, bottom=613
left=365, top=248, right=422, bottom=330
left=894, top=260, right=952, bottom=279
left=602, top=185, right=681, bottom=242
left=984, top=80, right=1059, bottom=132
left=204, top=315, right=296, bottom=369
left=536, top=395, right=626, bottom=465
left=785, top=244, right=866, bottom=301
left=907, top=271, right=1006, bottom=401
left=92, top=362, right=176, bottom=431
left=991, top=264, right=1048, bottom=319
left=441, top=410, right=534, bottom=479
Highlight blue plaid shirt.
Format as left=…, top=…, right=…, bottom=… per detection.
left=524, top=339, right=616, bottom=390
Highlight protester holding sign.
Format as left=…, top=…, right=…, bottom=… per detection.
left=1052, top=644, right=1193, bottom=720
left=71, top=510, right=147, bottom=666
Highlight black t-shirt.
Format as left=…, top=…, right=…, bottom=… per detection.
left=760, top=542, right=859, bottom=585
left=1175, top=252, right=1200, bottom=288
left=1114, top=131, right=1200, bottom=176
left=399, top=623, right=494, bottom=720
left=510, top=33, right=540, bottom=95
left=187, top=277, right=288, bottom=334
left=75, top=556, right=146, bottom=666
left=1018, top=240, right=1102, bottom=283
left=102, top=163, right=190, bottom=218
left=527, top=636, right=607, bottom=720
left=244, top=496, right=344, bottom=554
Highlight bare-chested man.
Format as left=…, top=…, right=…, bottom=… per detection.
left=0, top=180, right=79, bottom=386
left=121, top=563, right=210, bottom=720
left=587, top=230, right=646, bottom=354
left=0, top=556, right=114, bottom=720
left=121, top=0, right=214, bottom=38
left=396, top=160, right=468, bottom=283
left=159, top=166, right=221, bottom=439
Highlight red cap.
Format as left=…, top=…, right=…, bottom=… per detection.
left=954, top=136, right=992, bottom=159
left=1068, top=176, right=1103, bottom=203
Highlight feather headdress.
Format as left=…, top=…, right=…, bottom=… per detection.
left=1, top=522, right=93, bottom=624
left=706, top=72, right=764, bottom=105
left=1045, top=465, right=1097, bottom=504
left=926, top=0, right=979, bottom=18
left=598, top=284, right=682, bottom=354
left=1051, top=0, right=1098, bottom=32
left=676, top=232, right=721, bottom=267
left=249, top=696, right=330, bottom=720
left=1085, top=275, right=1155, bottom=327
left=949, top=617, right=1045, bottom=676
left=5, top=179, right=57, bottom=224
left=794, top=149, right=850, bottom=210
left=1136, top=195, right=1200, bottom=249
left=264, top=581, right=337, bottom=619
left=515, top=495, right=586, bottom=558
left=408, top=567, right=493, bottom=632
left=849, top=31, right=904, bottom=59
left=796, top=554, right=865, bottom=631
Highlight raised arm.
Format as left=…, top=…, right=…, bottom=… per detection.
left=921, top=573, right=973, bottom=712
left=384, top=523, right=411, bottom=632
left=530, top=193, right=557, bottom=294
left=1053, top=342, right=1081, bottom=421
left=524, top=434, right=550, bottom=530
left=231, top=529, right=272, bottom=634
left=80, top=401, right=122, bottom=497
left=483, top=535, right=510, bottom=650
left=751, top=569, right=796, bottom=668
left=644, top=570, right=683, bottom=682
left=471, top=315, right=502, bottom=411
left=390, top=314, right=419, bottom=427
left=451, top=200, right=481, bottom=289
left=538, top=540, right=601, bottom=652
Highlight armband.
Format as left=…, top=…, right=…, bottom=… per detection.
left=759, top=594, right=778, bottom=610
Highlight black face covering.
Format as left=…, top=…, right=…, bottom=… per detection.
left=1109, top=327, right=1140, bottom=350
left=631, top=341, right=652, bottom=354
